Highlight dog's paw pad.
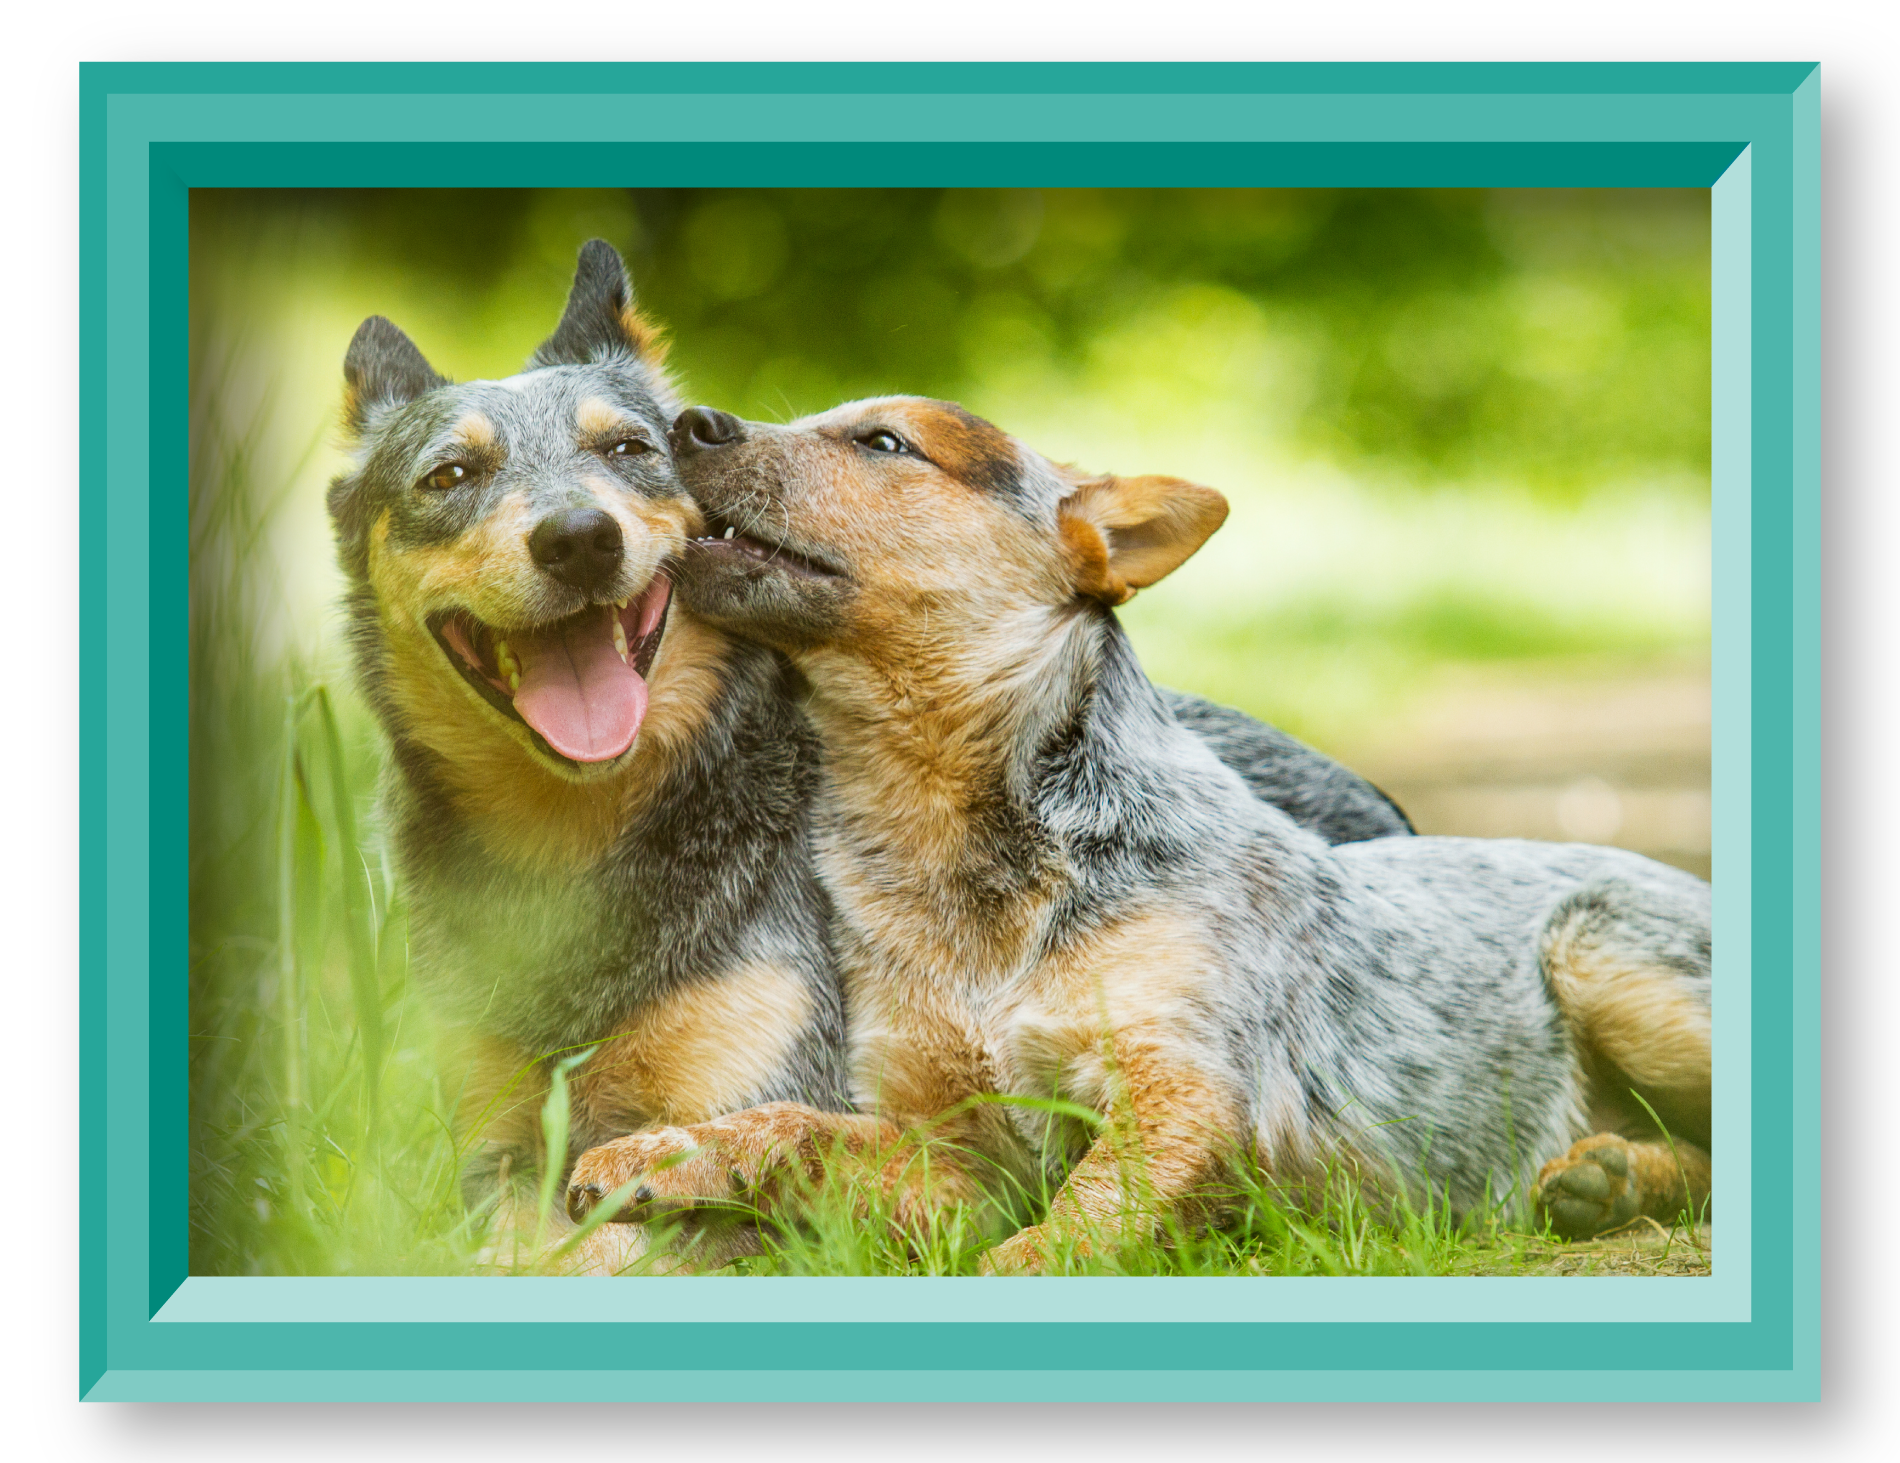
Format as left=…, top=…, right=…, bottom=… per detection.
left=1534, top=1134, right=1643, bottom=1240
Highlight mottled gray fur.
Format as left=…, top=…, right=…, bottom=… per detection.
left=665, top=398, right=1711, bottom=1229
left=1011, top=621, right=1711, bottom=1212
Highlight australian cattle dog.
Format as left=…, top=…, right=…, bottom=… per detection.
left=564, top=398, right=1712, bottom=1272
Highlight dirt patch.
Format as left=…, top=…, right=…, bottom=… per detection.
left=1457, top=1222, right=1712, bottom=1277
left=1343, top=657, right=1711, bottom=879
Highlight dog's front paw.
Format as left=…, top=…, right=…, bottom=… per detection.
left=565, top=1127, right=749, bottom=1226
left=1533, top=1133, right=1644, bottom=1239
left=566, top=1104, right=833, bottom=1227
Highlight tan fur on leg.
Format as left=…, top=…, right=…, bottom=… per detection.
left=1543, top=942, right=1711, bottom=1141
left=978, top=1039, right=1242, bottom=1274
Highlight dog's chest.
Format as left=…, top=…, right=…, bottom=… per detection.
left=843, top=944, right=1125, bottom=1167
left=841, top=898, right=1226, bottom=1160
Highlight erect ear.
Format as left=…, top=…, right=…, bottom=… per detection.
left=527, top=239, right=666, bottom=369
left=1057, top=473, right=1229, bottom=605
left=342, top=316, right=446, bottom=435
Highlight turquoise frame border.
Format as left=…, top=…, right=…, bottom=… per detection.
left=80, top=62, right=1819, bottom=1402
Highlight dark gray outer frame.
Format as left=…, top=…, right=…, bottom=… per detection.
left=44, top=22, right=1900, bottom=1459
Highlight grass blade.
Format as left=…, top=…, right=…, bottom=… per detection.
left=276, top=693, right=308, bottom=1223
left=1627, top=1088, right=1705, bottom=1253
left=533, top=1048, right=595, bottom=1257
left=313, top=685, right=383, bottom=1120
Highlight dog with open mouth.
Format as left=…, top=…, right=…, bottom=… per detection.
left=563, top=398, right=1713, bottom=1272
left=328, top=241, right=859, bottom=1272
left=328, top=243, right=1419, bottom=1273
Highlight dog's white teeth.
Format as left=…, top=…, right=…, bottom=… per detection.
left=507, top=672, right=521, bottom=693
left=612, top=618, right=629, bottom=662
left=723, top=525, right=737, bottom=540
left=494, top=639, right=520, bottom=680
left=615, top=597, right=628, bottom=610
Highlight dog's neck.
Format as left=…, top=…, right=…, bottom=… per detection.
left=798, top=600, right=1192, bottom=974
left=393, top=612, right=738, bottom=874
left=799, top=599, right=1088, bottom=821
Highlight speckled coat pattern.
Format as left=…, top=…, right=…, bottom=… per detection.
left=559, top=397, right=1713, bottom=1263
left=1007, top=623, right=1711, bottom=1213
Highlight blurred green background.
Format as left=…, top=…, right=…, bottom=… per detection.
left=192, top=185, right=1710, bottom=751
left=188, top=187, right=1710, bottom=1274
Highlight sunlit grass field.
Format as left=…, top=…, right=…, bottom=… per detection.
left=188, top=187, right=1712, bottom=1280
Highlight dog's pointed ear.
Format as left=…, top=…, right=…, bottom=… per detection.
left=343, top=316, right=445, bottom=435
left=1057, top=473, right=1229, bottom=605
left=528, top=239, right=666, bottom=369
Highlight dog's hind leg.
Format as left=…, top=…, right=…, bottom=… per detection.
left=1534, top=874, right=1713, bottom=1238
left=1540, top=875, right=1712, bottom=1141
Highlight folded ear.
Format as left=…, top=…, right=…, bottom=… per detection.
left=527, top=239, right=666, bottom=369
left=342, top=316, right=446, bottom=435
left=1057, top=473, right=1229, bottom=605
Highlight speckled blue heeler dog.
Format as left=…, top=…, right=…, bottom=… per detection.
left=565, top=397, right=1713, bottom=1272
left=326, top=242, right=1415, bottom=1270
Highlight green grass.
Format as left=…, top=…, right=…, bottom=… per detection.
left=714, top=1150, right=1545, bottom=1279
left=188, top=340, right=473, bottom=1278
left=192, top=722, right=1713, bottom=1282
left=190, top=659, right=1706, bottom=1282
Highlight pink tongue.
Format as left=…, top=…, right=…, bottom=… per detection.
left=512, top=611, right=648, bottom=762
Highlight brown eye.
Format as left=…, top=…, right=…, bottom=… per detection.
left=607, top=437, right=651, bottom=458
left=421, top=462, right=468, bottom=491
left=857, top=430, right=908, bottom=455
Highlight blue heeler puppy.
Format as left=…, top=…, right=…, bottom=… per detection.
left=565, top=397, right=1711, bottom=1271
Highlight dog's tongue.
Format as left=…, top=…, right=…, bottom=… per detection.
left=512, top=610, right=647, bottom=763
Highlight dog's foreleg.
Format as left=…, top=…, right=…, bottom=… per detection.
left=566, top=1102, right=880, bottom=1222
left=978, top=1038, right=1242, bottom=1274
left=566, top=1100, right=1000, bottom=1259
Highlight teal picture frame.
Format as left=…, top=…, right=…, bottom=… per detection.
left=81, top=61, right=1819, bottom=1401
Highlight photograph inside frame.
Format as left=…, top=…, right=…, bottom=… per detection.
left=187, top=185, right=1713, bottom=1280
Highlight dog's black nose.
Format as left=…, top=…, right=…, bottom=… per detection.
left=671, top=406, right=745, bottom=455
left=530, top=507, right=623, bottom=592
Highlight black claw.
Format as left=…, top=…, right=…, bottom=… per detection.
left=634, top=1185, right=654, bottom=1205
left=729, top=1168, right=748, bottom=1192
left=567, top=1183, right=602, bottom=1225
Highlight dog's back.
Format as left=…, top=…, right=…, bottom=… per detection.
left=1161, top=691, right=1411, bottom=844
